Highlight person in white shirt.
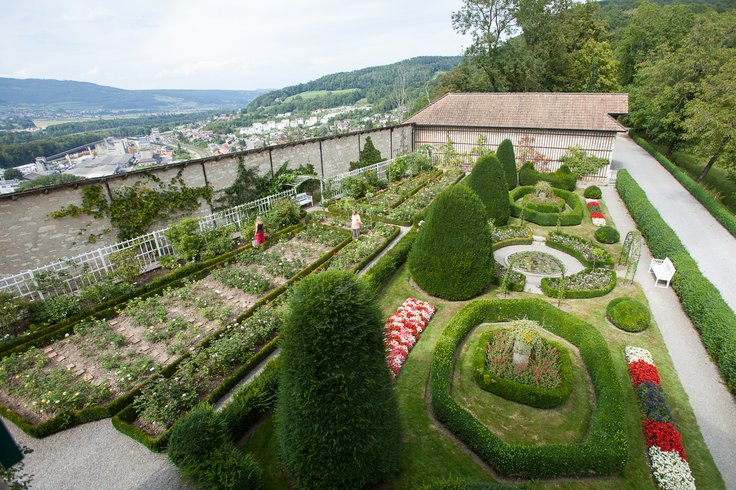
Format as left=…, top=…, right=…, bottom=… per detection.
left=351, top=210, right=362, bottom=239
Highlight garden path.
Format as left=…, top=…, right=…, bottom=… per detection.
left=604, top=139, right=736, bottom=488
left=492, top=241, right=586, bottom=294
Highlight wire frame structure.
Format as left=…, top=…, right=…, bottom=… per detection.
left=619, top=230, right=642, bottom=284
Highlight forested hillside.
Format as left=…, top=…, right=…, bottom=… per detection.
left=244, top=56, right=461, bottom=117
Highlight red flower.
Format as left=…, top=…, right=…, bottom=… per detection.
left=586, top=201, right=600, bottom=208
left=628, top=360, right=661, bottom=387
left=643, top=419, right=688, bottom=460
left=590, top=211, right=605, bottom=219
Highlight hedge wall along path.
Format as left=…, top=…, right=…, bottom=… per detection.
left=617, top=170, right=736, bottom=392
left=431, top=299, right=627, bottom=478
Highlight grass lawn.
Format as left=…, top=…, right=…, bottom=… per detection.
left=239, top=215, right=724, bottom=489
left=645, top=141, right=736, bottom=214
left=284, top=89, right=359, bottom=102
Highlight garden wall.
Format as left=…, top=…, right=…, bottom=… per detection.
left=0, top=125, right=413, bottom=275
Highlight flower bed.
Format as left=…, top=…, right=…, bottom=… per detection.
left=327, top=222, right=398, bottom=272
left=546, top=231, right=613, bottom=268
left=384, top=298, right=435, bottom=378
left=328, top=172, right=434, bottom=217
left=624, top=346, right=696, bottom=489
left=508, top=251, right=563, bottom=276
left=387, top=168, right=465, bottom=223
left=587, top=201, right=607, bottom=227
left=541, top=268, right=617, bottom=299
left=491, top=225, right=533, bottom=250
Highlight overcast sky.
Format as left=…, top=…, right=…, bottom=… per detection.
left=0, top=0, right=467, bottom=91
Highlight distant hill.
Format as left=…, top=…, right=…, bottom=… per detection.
left=0, top=78, right=269, bottom=112
left=245, top=56, right=462, bottom=116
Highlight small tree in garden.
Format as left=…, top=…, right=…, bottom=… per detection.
left=497, top=139, right=517, bottom=189
left=408, top=185, right=494, bottom=300
left=560, top=147, right=608, bottom=179
left=278, top=271, right=402, bottom=489
left=349, top=136, right=385, bottom=170
left=465, top=154, right=510, bottom=226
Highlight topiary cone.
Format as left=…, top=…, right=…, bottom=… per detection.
left=465, top=153, right=510, bottom=226
left=408, top=185, right=494, bottom=300
left=497, top=139, right=517, bottom=190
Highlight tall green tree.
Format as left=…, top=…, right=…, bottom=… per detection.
left=497, top=139, right=517, bottom=189
left=466, top=154, right=511, bottom=225
left=278, top=271, right=402, bottom=489
left=3, top=168, right=23, bottom=180
left=684, top=59, right=736, bottom=181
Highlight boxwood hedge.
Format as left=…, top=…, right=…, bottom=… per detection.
left=472, top=329, right=573, bottom=409
left=518, top=162, right=577, bottom=191
left=606, top=297, right=650, bottom=333
left=509, top=187, right=583, bottom=226
left=546, top=231, right=614, bottom=268
left=541, top=269, right=617, bottom=299
left=617, top=169, right=736, bottom=391
left=430, top=299, right=627, bottom=478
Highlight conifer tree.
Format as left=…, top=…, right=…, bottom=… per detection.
left=465, top=153, right=510, bottom=225
left=496, top=139, right=517, bottom=189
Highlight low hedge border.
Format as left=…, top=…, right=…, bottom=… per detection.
left=631, top=134, right=736, bottom=239
left=0, top=223, right=303, bottom=356
left=388, top=171, right=440, bottom=209
left=491, top=263, right=525, bottom=293
left=472, top=329, right=573, bottom=409
left=492, top=237, right=533, bottom=252
left=617, top=169, right=736, bottom=391
left=541, top=269, right=617, bottom=299
left=509, top=187, right=583, bottom=226
left=364, top=230, right=417, bottom=292
left=430, top=298, right=627, bottom=478
left=108, top=234, right=352, bottom=450
left=0, top=227, right=350, bottom=439
left=545, top=232, right=614, bottom=268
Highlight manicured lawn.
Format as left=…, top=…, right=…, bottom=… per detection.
left=284, top=88, right=359, bottom=101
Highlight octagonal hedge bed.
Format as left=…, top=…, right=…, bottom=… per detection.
left=509, top=186, right=584, bottom=226
left=430, top=298, right=627, bottom=479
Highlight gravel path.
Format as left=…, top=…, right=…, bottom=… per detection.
left=608, top=134, right=736, bottom=488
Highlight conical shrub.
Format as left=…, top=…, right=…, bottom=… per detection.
left=497, top=139, right=517, bottom=189
left=465, top=153, right=510, bottom=226
left=278, top=270, right=402, bottom=489
left=408, top=185, right=493, bottom=300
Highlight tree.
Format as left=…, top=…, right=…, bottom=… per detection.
left=3, top=168, right=23, bottom=180
left=278, top=271, right=402, bottom=489
left=571, top=40, right=621, bottom=92
left=465, top=154, right=510, bottom=225
left=684, top=58, right=736, bottom=181
left=15, top=173, right=83, bottom=192
left=349, top=136, right=385, bottom=170
left=496, top=139, right=517, bottom=189
left=408, top=185, right=494, bottom=300
left=560, top=147, right=608, bottom=178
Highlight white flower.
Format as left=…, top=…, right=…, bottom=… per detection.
left=648, top=447, right=696, bottom=490
left=625, top=346, right=655, bottom=366
left=592, top=217, right=607, bottom=227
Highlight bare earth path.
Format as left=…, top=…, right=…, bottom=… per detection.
left=609, top=134, right=736, bottom=488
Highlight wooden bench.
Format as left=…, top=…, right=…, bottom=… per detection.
left=649, top=257, right=675, bottom=288
left=294, top=192, right=313, bottom=207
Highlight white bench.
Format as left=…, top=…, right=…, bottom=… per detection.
left=294, top=192, right=313, bottom=207
left=649, top=257, right=676, bottom=288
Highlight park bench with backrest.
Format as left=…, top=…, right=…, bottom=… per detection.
left=294, top=192, right=313, bottom=207
left=649, top=257, right=676, bottom=288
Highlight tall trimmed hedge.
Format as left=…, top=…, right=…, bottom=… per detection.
left=277, top=271, right=402, bottom=488
left=518, top=162, right=577, bottom=191
left=465, top=154, right=510, bottom=225
left=617, top=170, right=736, bottom=391
left=408, top=186, right=493, bottom=300
left=496, top=139, right=517, bottom=190
left=431, top=299, right=627, bottom=478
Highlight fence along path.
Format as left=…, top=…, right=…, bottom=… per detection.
left=0, top=188, right=297, bottom=300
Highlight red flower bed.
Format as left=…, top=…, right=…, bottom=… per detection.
left=384, top=298, right=436, bottom=378
left=589, top=211, right=605, bottom=220
left=586, top=201, right=600, bottom=208
left=628, top=359, right=661, bottom=387
left=643, top=419, right=688, bottom=461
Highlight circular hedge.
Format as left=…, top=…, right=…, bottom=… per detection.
left=509, top=186, right=583, bottom=226
left=409, top=185, right=493, bottom=300
left=472, top=329, right=573, bottom=408
left=584, top=185, right=602, bottom=199
left=594, top=226, right=620, bottom=244
left=606, top=297, right=651, bottom=332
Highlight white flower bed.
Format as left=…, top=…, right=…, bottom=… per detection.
left=649, top=447, right=697, bottom=490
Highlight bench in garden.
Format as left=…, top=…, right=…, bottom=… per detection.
left=649, top=257, right=675, bottom=288
left=294, top=192, right=313, bottom=207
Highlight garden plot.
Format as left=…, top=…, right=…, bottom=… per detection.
left=330, top=172, right=434, bottom=216
left=387, top=168, right=465, bottom=222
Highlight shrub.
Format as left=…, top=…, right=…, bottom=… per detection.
left=617, top=169, right=736, bottom=390
left=496, top=139, right=517, bottom=190
left=465, top=154, right=510, bottom=225
left=278, top=271, right=402, bottom=489
left=165, top=219, right=234, bottom=262
left=388, top=151, right=433, bottom=180
left=584, top=185, right=602, bottom=199
left=509, top=186, right=584, bottom=226
left=431, top=299, right=627, bottom=478
left=409, top=186, right=493, bottom=300
left=607, top=297, right=651, bottom=332
left=27, top=295, right=81, bottom=325
left=560, top=147, right=608, bottom=178
left=594, top=226, right=620, bottom=244
left=342, top=170, right=387, bottom=199
left=518, top=162, right=577, bottom=191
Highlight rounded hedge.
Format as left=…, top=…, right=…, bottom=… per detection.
left=594, top=226, right=620, bottom=244
left=584, top=185, right=602, bottom=199
left=497, top=139, right=517, bottom=190
left=277, top=270, right=402, bottom=489
left=465, top=154, right=510, bottom=226
left=518, top=162, right=577, bottom=191
left=409, top=185, right=493, bottom=300
left=472, top=330, right=573, bottom=408
left=509, top=186, right=584, bottom=226
left=606, top=297, right=651, bottom=332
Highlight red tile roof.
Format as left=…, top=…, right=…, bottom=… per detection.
left=405, top=92, right=628, bottom=132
